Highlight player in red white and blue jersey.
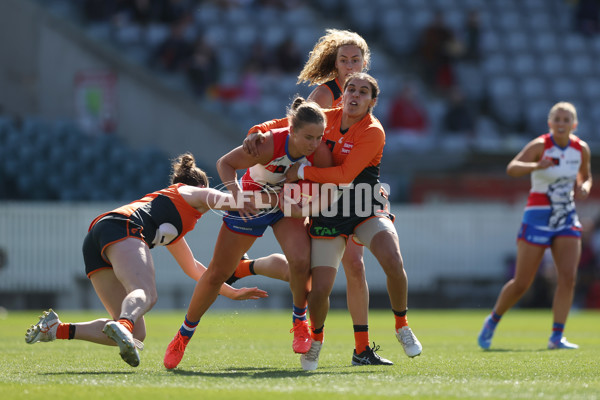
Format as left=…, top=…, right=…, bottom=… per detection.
left=163, top=98, right=333, bottom=369
left=479, top=102, right=592, bottom=351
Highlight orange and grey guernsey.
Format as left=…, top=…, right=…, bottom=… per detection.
left=249, top=108, right=389, bottom=239
left=323, top=79, right=344, bottom=108
left=248, top=107, right=385, bottom=186
left=88, top=183, right=203, bottom=248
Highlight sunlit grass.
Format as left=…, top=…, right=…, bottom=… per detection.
left=1, top=309, right=599, bottom=399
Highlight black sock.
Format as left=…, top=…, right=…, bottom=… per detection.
left=393, top=309, right=407, bottom=317
left=68, top=324, right=76, bottom=340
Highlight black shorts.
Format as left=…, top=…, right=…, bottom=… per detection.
left=82, top=214, right=145, bottom=277
left=309, top=210, right=395, bottom=239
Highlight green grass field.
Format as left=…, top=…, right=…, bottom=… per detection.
left=1, top=309, right=598, bottom=400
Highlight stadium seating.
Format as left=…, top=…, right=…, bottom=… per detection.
left=10, top=0, right=600, bottom=203
left=0, top=116, right=173, bottom=201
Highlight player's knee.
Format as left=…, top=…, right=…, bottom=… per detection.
left=287, top=252, right=311, bottom=272
left=310, top=280, right=333, bottom=301
left=148, top=291, right=158, bottom=309
left=511, top=279, right=532, bottom=296
left=342, top=256, right=365, bottom=277
left=558, top=273, right=577, bottom=289
left=379, top=253, right=404, bottom=277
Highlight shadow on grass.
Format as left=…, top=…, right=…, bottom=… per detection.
left=168, top=366, right=377, bottom=378
left=40, top=371, right=136, bottom=376
left=480, top=348, right=548, bottom=353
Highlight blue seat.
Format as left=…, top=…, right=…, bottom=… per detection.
left=480, top=30, right=502, bottom=54
left=581, top=78, right=600, bottom=102
left=561, top=34, right=588, bottom=55
left=496, top=11, right=522, bottom=32
left=511, top=53, right=537, bottom=77
left=481, top=52, right=508, bottom=77
left=550, top=77, right=579, bottom=102
left=531, top=32, right=558, bottom=54
left=488, top=77, right=523, bottom=128
left=539, top=54, right=565, bottom=77
left=504, top=31, right=530, bottom=54
left=520, top=76, right=549, bottom=102
left=524, top=100, right=553, bottom=133
left=565, top=53, right=594, bottom=77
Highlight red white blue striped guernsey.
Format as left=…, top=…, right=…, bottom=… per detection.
left=241, top=127, right=314, bottom=193
left=523, top=133, right=582, bottom=230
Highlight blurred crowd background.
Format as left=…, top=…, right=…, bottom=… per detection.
left=1, top=0, right=600, bottom=310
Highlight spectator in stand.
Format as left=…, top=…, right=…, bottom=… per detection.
left=157, top=0, right=192, bottom=25
left=274, top=37, right=304, bottom=74
left=187, top=36, right=219, bottom=98
left=416, top=10, right=463, bottom=94
left=442, top=86, right=475, bottom=136
left=239, top=64, right=262, bottom=102
left=150, top=19, right=192, bottom=72
left=82, top=0, right=119, bottom=23
left=246, top=40, right=272, bottom=71
left=462, top=9, right=482, bottom=63
left=124, top=0, right=159, bottom=26
left=385, top=83, right=432, bottom=153
left=574, top=0, right=600, bottom=36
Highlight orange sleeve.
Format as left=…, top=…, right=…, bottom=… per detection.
left=247, top=117, right=289, bottom=135
left=304, top=125, right=384, bottom=184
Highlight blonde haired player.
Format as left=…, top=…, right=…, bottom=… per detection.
left=478, top=102, right=592, bottom=350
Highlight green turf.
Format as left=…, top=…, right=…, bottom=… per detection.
left=1, top=309, right=599, bottom=400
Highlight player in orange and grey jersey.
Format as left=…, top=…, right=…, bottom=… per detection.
left=234, top=29, right=394, bottom=367
left=25, top=153, right=267, bottom=367
left=298, top=28, right=370, bottom=109
left=246, top=73, right=423, bottom=370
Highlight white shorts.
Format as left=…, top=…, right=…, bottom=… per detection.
left=310, top=217, right=397, bottom=269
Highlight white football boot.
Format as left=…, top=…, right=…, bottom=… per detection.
left=25, top=309, right=61, bottom=344
left=396, top=326, right=422, bottom=357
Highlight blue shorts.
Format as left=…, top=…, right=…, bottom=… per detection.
left=223, top=209, right=285, bottom=237
left=517, top=223, right=581, bottom=247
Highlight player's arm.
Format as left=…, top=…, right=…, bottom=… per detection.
left=179, top=186, right=244, bottom=213
left=576, top=140, right=592, bottom=199
left=243, top=118, right=289, bottom=157
left=167, top=238, right=267, bottom=300
left=506, top=138, right=548, bottom=177
left=217, top=136, right=274, bottom=218
left=289, top=127, right=384, bottom=184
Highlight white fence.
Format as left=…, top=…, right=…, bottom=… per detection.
left=0, top=201, right=596, bottom=310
